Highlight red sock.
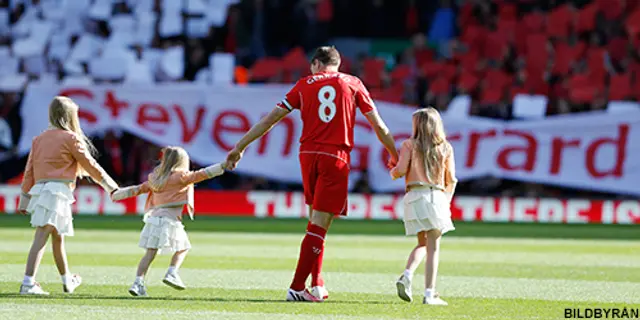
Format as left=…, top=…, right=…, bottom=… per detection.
left=290, top=224, right=327, bottom=291
left=311, top=245, right=325, bottom=287
left=308, top=221, right=325, bottom=287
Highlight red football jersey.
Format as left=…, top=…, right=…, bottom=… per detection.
left=276, top=71, right=376, bottom=151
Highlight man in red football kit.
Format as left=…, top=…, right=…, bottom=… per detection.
left=225, top=46, right=398, bottom=302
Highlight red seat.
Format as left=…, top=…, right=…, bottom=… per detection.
left=483, top=31, right=508, bottom=61
left=389, top=64, right=412, bottom=84
left=459, top=3, right=475, bottom=30
left=250, top=58, right=282, bottom=81
left=635, top=80, right=640, bottom=101
left=378, top=84, right=405, bottom=104
left=587, top=48, right=607, bottom=87
left=414, top=48, right=434, bottom=67
left=607, top=37, right=628, bottom=62
left=547, top=4, right=574, bottom=38
left=524, top=73, right=549, bottom=95
left=569, top=74, right=596, bottom=103
left=551, top=81, right=569, bottom=99
left=282, top=47, right=308, bottom=72
left=485, top=68, right=512, bottom=92
left=509, top=86, right=528, bottom=100
left=457, top=51, right=480, bottom=73
left=429, top=78, right=450, bottom=96
left=440, top=63, right=458, bottom=82
left=597, top=0, right=622, bottom=20
left=362, top=58, right=386, bottom=88
left=498, top=3, right=518, bottom=22
left=458, top=73, right=479, bottom=93
left=339, top=57, right=352, bottom=73
left=421, top=61, right=444, bottom=79
left=526, top=34, right=549, bottom=71
left=551, top=42, right=574, bottom=75
left=626, top=0, right=640, bottom=11
left=609, top=73, right=632, bottom=101
left=480, top=88, right=503, bottom=105
left=576, top=2, right=598, bottom=33
left=523, top=12, right=545, bottom=33
left=514, top=20, right=534, bottom=56
left=460, top=25, right=488, bottom=52
left=497, top=19, right=517, bottom=44
left=626, top=9, right=640, bottom=37
left=629, top=62, right=640, bottom=83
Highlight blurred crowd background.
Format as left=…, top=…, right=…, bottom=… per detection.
left=1, top=0, right=638, bottom=198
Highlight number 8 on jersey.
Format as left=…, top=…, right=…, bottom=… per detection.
left=318, top=85, right=336, bottom=123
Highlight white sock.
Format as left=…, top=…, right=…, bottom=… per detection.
left=61, top=274, right=69, bottom=284
left=167, top=266, right=177, bottom=275
left=23, top=275, right=35, bottom=286
left=425, top=288, right=435, bottom=298
left=403, top=269, right=413, bottom=281
left=135, top=276, right=144, bottom=283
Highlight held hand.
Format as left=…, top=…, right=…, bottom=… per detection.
left=225, top=148, right=244, bottom=171
left=109, top=188, right=119, bottom=202
left=387, top=156, right=398, bottom=169
left=18, top=209, right=27, bottom=215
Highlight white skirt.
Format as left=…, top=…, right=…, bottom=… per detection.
left=402, top=188, right=455, bottom=236
left=139, top=211, right=191, bottom=254
left=27, top=181, right=75, bottom=236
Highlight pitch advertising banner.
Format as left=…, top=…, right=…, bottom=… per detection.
left=0, top=187, right=638, bottom=224
left=19, top=84, right=640, bottom=195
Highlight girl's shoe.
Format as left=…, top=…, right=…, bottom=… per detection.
left=129, top=280, right=148, bottom=297
left=423, top=293, right=448, bottom=305
left=396, top=275, right=413, bottom=302
left=20, top=282, right=49, bottom=295
left=163, top=272, right=186, bottom=290
left=63, top=274, right=82, bottom=293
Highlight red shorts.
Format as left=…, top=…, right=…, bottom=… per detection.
left=299, top=146, right=350, bottom=216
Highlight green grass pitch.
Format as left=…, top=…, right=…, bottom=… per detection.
left=0, top=215, right=639, bottom=320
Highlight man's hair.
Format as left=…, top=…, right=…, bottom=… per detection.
left=311, top=46, right=341, bottom=66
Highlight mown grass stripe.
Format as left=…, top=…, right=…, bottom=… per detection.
left=0, top=303, right=390, bottom=320
left=1, top=265, right=638, bottom=304
left=2, top=240, right=638, bottom=268
left=2, top=251, right=639, bottom=283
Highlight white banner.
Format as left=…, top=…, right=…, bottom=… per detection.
left=19, top=84, right=640, bottom=195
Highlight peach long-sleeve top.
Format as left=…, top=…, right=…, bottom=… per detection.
left=21, top=129, right=118, bottom=195
left=390, top=139, right=457, bottom=193
left=111, top=164, right=224, bottom=220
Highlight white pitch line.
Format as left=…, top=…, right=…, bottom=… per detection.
left=1, top=241, right=638, bottom=268
left=0, top=265, right=638, bottom=304
left=3, top=228, right=639, bottom=248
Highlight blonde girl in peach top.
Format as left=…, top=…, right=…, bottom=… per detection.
left=111, top=146, right=224, bottom=297
left=18, top=96, right=119, bottom=295
left=390, top=107, right=457, bottom=306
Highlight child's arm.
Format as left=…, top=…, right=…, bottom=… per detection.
left=444, top=146, right=458, bottom=203
left=18, top=142, right=35, bottom=213
left=180, top=163, right=225, bottom=185
left=390, top=140, right=411, bottom=180
left=67, top=134, right=119, bottom=193
left=111, top=182, right=151, bottom=201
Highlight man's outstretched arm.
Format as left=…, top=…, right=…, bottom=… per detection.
left=364, top=110, right=398, bottom=167
left=225, top=107, right=290, bottom=170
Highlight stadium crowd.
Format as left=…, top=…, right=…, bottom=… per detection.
left=1, top=0, right=638, bottom=198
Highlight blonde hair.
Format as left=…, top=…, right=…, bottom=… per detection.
left=411, top=107, right=449, bottom=183
left=49, top=96, right=97, bottom=176
left=148, top=146, right=190, bottom=191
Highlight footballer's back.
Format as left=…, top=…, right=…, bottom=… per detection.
left=279, top=71, right=375, bottom=150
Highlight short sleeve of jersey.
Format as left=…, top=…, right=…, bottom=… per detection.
left=276, top=81, right=302, bottom=112
left=354, top=79, right=376, bottom=114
